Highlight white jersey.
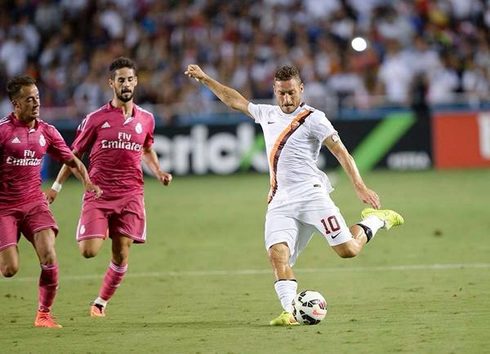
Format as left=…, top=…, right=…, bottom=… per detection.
left=248, top=102, right=337, bottom=204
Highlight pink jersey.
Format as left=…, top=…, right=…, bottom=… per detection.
left=72, top=102, right=155, bottom=199
left=0, top=114, right=74, bottom=206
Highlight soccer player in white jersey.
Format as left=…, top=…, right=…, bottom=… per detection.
left=185, top=64, right=404, bottom=326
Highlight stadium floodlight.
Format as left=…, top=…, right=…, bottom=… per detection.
left=351, top=37, right=367, bottom=52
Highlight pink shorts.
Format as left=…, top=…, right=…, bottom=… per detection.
left=0, top=199, right=58, bottom=252
left=76, top=194, right=146, bottom=243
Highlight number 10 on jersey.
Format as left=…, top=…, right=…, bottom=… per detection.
left=321, top=215, right=340, bottom=234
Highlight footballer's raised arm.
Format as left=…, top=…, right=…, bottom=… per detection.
left=184, top=64, right=252, bottom=118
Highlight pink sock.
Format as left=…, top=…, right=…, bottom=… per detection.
left=99, top=261, right=128, bottom=301
left=39, top=263, right=59, bottom=312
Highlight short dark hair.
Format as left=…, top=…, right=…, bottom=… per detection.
left=274, top=65, right=301, bottom=83
left=6, top=75, right=36, bottom=101
left=110, top=57, right=137, bottom=79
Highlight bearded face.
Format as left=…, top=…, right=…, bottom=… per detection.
left=110, top=68, right=137, bottom=103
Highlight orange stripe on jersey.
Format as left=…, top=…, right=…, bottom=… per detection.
left=268, top=109, right=313, bottom=203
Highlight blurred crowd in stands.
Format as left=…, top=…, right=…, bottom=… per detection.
left=1, top=0, right=490, bottom=125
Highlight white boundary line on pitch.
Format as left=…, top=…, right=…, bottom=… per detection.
left=1, top=263, right=489, bottom=283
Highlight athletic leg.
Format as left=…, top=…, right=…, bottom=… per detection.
left=0, top=246, right=19, bottom=277
left=268, top=242, right=295, bottom=281
left=266, top=212, right=310, bottom=326
left=332, top=208, right=404, bottom=258
left=32, top=228, right=61, bottom=328
left=76, top=200, right=110, bottom=259
left=331, top=225, right=369, bottom=258
left=78, top=238, right=105, bottom=258
left=91, top=233, right=132, bottom=317
left=268, top=242, right=300, bottom=326
left=0, top=212, right=21, bottom=277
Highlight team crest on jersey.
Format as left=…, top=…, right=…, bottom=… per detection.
left=135, top=122, right=142, bottom=134
left=39, top=134, right=46, bottom=147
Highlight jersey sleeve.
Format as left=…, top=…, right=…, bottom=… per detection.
left=248, top=103, right=272, bottom=124
left=71, top=115, right=97, bottom=153
left=143, top=114, right=155, bottom=148
left=0, top=116, right=10, bottom=149
left=46, top=126, right=75, bottom=162
left=309, top=111, right=337, bottom=142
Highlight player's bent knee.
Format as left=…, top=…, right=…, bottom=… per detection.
left=80, top=248, right=98, bottom=259
left=333, top=242, right=360, bottom=259
left=38, top=249, right=57, bottom=264
left=338, top=249, right=358, bottom=259
left=1, top=264, right=19, bottom=277
left=112, top=253, right=128, bottom=265
left=81, top=250, right=97, bottom=259
left=78, top=239, right=103, bottom=258
left=267, top=243, right=290, bottom=264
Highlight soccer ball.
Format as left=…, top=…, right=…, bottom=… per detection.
left=292, top=290, right=327, bottom=325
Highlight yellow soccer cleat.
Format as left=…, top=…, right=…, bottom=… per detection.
left=361, top=208, right=404, bottom=230
left=269, top=311, right=300, bottom=326
left=34, top=311, right=62, bottom=328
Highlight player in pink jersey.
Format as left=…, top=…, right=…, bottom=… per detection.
left=0, top=75, right=102, bottom=328
left=46, top=57, right=172, bottom=317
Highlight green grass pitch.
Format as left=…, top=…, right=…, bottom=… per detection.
left=1, top=169, right=489, bottom=353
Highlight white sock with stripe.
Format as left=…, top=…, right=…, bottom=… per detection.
left=94, top=297, right=108, bottom=307
left=358, top=215, right=385, bottom=242
left=274, top=279, right=297, bottom=313
left=359, top=215, right=384, bottom=235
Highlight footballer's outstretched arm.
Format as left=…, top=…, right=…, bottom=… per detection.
left=54, top=151, right=82, bottom=183
left=142, top=146, right=172, bottom=186
left=323, top=134, right=381, bottom=209
left=64, top=155, right=102, bottom=195
left=184, top=64, right=252, bottom=117
left=45, top=151, right=101, bottom=203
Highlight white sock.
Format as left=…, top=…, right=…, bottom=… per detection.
left=274, top=280, right=297, bottom=313
left=359, top=215, right=385, bottom=235
left=94, top=297, right=108, bottom=307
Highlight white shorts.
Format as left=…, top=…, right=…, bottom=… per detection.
left=264, top=186, right=353, bottom=266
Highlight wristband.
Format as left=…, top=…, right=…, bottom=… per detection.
left=51, top=181, right=62, bottom=192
